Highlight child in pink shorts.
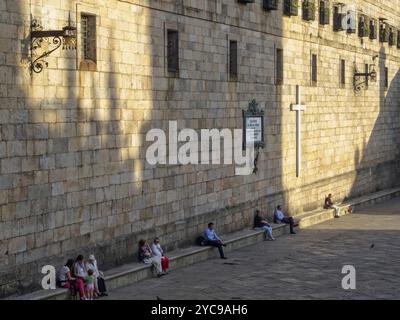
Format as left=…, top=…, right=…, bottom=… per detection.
left=85, top=269, right=95, bottom=300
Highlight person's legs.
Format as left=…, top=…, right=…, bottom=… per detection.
left=75, top=278, right=86, bottom=300
left=97, top=277, right=108, bottom=295
left=262, top=226, right=274, bottom=240
left=151, top=256, right=163, bottom=275
left=282, top=217, right=295, bottom=234
left=93, top=276, right=99, bottom=295
left=86, top=284, right=94, bottom=300
left=332, top=205, right=341, bottom=217
left=267, top=226, right=274, bottom=239
left=207, top=240, right=225, bottom=258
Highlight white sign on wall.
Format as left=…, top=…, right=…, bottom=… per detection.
left=245, top=117, right=263, bottom=145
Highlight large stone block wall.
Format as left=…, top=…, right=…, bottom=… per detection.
left=0, top=0, right=399, bottom=296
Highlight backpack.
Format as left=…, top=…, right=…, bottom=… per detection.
left=196, top=236, right=207, bottom=246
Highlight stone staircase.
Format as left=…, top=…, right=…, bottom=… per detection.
left=14, top=186, right=400, bottom=300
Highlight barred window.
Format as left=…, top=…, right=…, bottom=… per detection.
left=167, top=29, right=179, bottom=73
left=229, top=40, right=238, bottom=80
left=384, top=67, right=388, bottom=89
left=311, top=54, right=317, bottom=85
left=339, top=59, right=345, bottom=87
left=276, top=48, right=283, bottom=85
left=81, top=14, right=97, bottom=63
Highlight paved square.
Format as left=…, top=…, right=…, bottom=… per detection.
left=105, top=198, right=400, bottom=300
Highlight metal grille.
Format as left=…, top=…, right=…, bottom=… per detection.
left=276, top=48, right=283, bottom=84
left=384, top=67, right=388, bottom=89
left=340, top=59, right=346, bottom=86
left=319, top=0, right=330, bottom=25
left=167, top=29, right=179, bottom=73
left=370, top=19, right=377, bottom=39
left=81, top=14, right=96, bottom=62
left=229, top=40, right=238, bottom=79
left=311, top=54, right=317, bottom=84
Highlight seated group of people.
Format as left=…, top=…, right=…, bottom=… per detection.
left=138, top=238, right=170, bottom=277
left=200, top=205, right=296, bottom=260
left=58, top=254, right=108, bottom=300
left=62, top=197, right=341, bottom=288
left=254, top=205, right=296, bottom=240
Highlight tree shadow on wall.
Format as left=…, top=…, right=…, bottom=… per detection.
left=348, top=47, right=400, bottom=199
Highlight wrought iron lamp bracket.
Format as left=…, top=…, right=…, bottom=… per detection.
left=353, top=56, right=378, bottom=92
left=29, top=15, right=76, bottom=74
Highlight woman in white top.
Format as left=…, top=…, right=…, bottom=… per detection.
left=58, top=259, right=75, bottom=288
left=72, top=255, right=87, bottom=300
left=151, top=238, right=170, bottom=273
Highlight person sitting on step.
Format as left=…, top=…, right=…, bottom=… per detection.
left=57, top=259, right=76, bottom=290
left=324, top=193, right=341, bottom=218
left=85, top=254, right=108, bottom=297
left=274, top=205, right=296, bottom=234
left=254, top=210, right=275, bottom=241
left=138, top=239, right=165, bottom=277
left=204, top=222, right=227, bottom=259
left=151, top=238, right=170, bottom=273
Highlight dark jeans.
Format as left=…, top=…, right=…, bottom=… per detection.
left=282, top=217, right=295, bottom=233
left=206, top=240, right=225, bottom=258
left=97, top=277, right=107, bottom=293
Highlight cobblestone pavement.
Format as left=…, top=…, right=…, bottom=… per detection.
left=105, top=198, right=400, bottom=300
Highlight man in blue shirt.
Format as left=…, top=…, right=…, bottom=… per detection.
left=274, top=205, right=296, bottom=234
left=204, top=222, right=227, bottom=259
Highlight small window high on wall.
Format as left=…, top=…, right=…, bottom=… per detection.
left=81, top=14, right=97, bottom=63
left=229, top=40, right=238, bottom=80
left=311, top=54, right=318, bottom=85
left=276, top=48, right=283, bottom=85
left=339, top=59, right=345, bottom=87
left=167, top=29, right=179, bottom=74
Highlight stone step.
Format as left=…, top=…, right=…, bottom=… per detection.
left=14, top=186, right=400, bottom=300
left=297, top=187, right=400, bottom=228
left=14, top=224, right=289, bottom=300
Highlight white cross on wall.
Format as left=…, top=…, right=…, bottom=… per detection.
left=290, top=85, right=307, bottom=178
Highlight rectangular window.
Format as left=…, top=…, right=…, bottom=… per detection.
left=283, top=0, right=299, bottom=17
left=384, top=67, right=388, bottom=89
left=167, top=29, right=179, bottom=73
left=333, top=5, right=344, bottom=31
left=229, top=40, right=238, bottom=80
left=276, top=48, right=283, bottom=85
left=370, top=19, right=377, bottom=40
left=81, top=14, right=97, bottom=63
left=398, top=31, right=400, bottom=49
left=365, top=64, right=369, bottom=89
left=311, top=54, right=317, bottom=85
left=339, top=59, right=345, bottom=87
left=319, top=0, right=330, bottom=25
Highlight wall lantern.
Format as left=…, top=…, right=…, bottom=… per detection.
left=353, top=55, right=378, bottom=91
left=30, top=13, right=77, bottom=74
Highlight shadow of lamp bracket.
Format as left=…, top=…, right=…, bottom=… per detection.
left=353, top=55, right=378, bottom=92
left=30, top=13, right=77, bottom=74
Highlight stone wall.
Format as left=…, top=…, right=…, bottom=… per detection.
left=0, top=0, right=399, bottom=296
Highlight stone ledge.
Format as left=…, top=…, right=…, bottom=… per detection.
left=14, top=224, right=289, bottom=300
left=297, top=187, right=400, bottom=228
left=14, top=186, right=400, bottom=300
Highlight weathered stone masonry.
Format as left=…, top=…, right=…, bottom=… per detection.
left=0, top=0, right=399, bottom=296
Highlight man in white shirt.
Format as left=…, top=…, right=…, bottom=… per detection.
left=274, top=205, right=296, bottom=234
left=151, top=238, right=170, bottom=272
